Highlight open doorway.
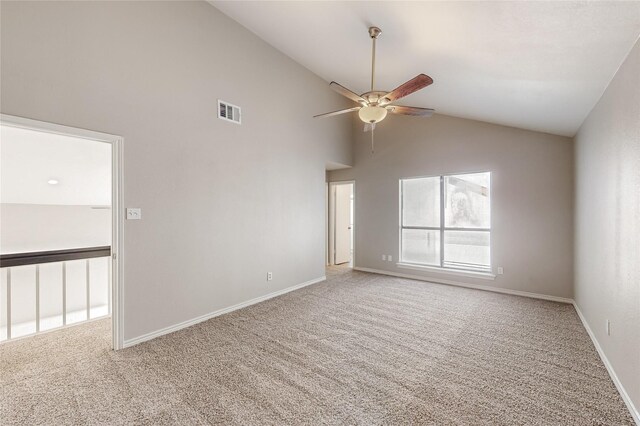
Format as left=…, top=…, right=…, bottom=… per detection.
left=0, top=115, right=123, bottom=350
left=328, top=181, right=354, bottom=267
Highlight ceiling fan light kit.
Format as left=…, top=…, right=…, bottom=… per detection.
left=358, top=105, right=387, bottom=124
left=314, top=26, right=435, bottom=152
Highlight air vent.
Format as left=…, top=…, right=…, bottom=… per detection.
left=218, top=100, right=241, bottom=124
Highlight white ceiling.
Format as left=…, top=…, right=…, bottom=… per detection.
left=212, top=1, right=640, bottom=136
left=0, top=125, right=111, bottom=206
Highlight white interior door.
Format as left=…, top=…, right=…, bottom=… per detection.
left=334, top=184, right=352, bottom=264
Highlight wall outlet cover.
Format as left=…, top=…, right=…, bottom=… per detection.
left=126, top=208, right=142, bottom=220
left=382, top=255, right=387, bottom=261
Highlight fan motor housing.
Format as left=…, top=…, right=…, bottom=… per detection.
left=361, top=91, right=389, bottom=105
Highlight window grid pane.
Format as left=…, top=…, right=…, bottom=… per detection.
left=444, top=173, right=490, bottom=229
left=401, top=229, right=440, bottom=266
left=443, top=230, right=491, bottom=272
left=401, top=177, right=440, bottom=228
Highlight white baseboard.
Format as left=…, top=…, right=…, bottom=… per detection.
left=353, top=266, right=574, bottom=304
left=573, top=302, right=640, bottom=425
left=121, top=268, right=638, bottom=423
left=354, top=266, right=637, bottom=423
left=123, top=276, right=326, bottom=348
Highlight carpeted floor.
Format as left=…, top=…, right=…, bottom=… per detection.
left=1, top=267, right=634, bottom=425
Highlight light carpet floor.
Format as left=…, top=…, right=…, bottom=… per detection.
left=1, top=267, right=634, bottom=425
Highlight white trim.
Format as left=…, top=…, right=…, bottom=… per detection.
left=354, top=267, right=573, bottom=304
left=396, top=262, right=496, bottom=280
left=573, top=302, right=640, bottom=424
left=1, top=114, right=122, bottom=143
left=111, top=136, right=124, bottom=350
left=328, top=180, right=355, bottom=267
left=355, top=267, right=636, bottom=421
left=325, top=182, right=329, bottom=266
left=0, top=114, right=125, bottom=350
left=123, top=275, right=326, bottom=348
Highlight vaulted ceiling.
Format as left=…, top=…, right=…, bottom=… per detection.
left=212, top=1, right=640, bottom=136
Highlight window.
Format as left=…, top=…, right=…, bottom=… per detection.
left=400, top=172, right=491, bottom=273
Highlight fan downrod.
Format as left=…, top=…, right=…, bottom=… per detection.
left=368, top=27, right=382, bottom=91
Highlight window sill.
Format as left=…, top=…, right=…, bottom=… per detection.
left=396, top=263, right=496, bottom=280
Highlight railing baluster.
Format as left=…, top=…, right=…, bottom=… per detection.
left=6, top=268, right=11, bottom=340
left=0, top=249, right=111, bottom=343
left=62, top=262, right=67, bottom=326
left=36, top=265, right=40, bottom=333
left=86, top=259, right=90, bottom=320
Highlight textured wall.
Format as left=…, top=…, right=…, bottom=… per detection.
left=330, top=114, right=574, bottom=299
left=0, top=1, right=352, bottom=341
left=574, top=39, right=640, bottom=417
left=1, top=204, right=111, bottom=254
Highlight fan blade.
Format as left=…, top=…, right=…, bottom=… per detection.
left=381, top=74, right=433, bottom=104
left=330, top=82, right=367, bottom=104
left=386, top=105, right=434, bottom=117
left=364, top=122, right=376, bottom=132
left=313, top=106, right=360, bottom=119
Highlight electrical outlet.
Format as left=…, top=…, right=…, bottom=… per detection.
left=267, top=272, right=273, bottom=281
left=388, top=255, right=393, bottom=262
left=382, top=255, right=387, bottom=261
left=497, top=267, right=504, bottom=275
left=606, top=320, right=611, bottom=336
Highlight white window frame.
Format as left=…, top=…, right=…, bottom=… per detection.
left=398, top=171, right=493, bottom=277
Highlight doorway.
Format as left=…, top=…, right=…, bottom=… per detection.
left=328, top=181, right=355, bottom=267
left=0, top=115, right=123, bottom=350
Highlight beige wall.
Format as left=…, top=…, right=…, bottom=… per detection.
left=0, top=1, right=352, bottom=341
left=574, top=39, right=640, bottom=417
left=330, top=114, right=573, bottom=299
left=1, top=204, right=111, bottom=254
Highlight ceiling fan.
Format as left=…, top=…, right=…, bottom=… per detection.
left=314, top=26, right=435, bottom=152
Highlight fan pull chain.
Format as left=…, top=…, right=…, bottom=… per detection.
left=371, top=127, right=375, bottom=153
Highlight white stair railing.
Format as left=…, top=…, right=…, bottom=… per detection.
left=1, top=246, right=111, bottom=342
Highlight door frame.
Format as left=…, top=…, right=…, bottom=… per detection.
left=328, top=180, right=355, bottom=266
left=0, top=114, right=125, bottom=350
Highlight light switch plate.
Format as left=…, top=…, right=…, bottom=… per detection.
left=388, top=255, right=393, bottom=262
left=382, top=255, right=387, bottom=261
left=126, top=208, right=142, bottom=220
